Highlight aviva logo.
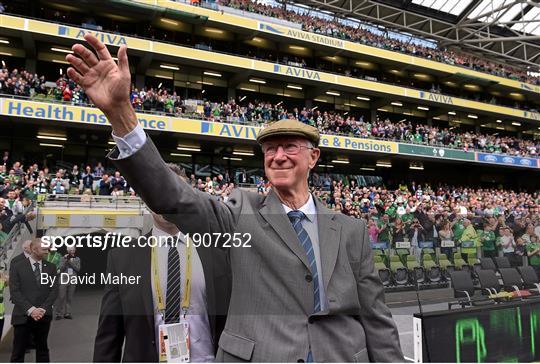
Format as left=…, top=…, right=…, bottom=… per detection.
left=259, top=23, right=283, bottom=34
left=419, top=91, right=454, bottom=105
left=57, top=26, right=127, bottom=46
left=201, top=122, right=258, bottom=139
left=273, top=64, right=321, bottom=80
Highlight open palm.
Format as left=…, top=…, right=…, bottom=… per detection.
left=66, top=33, right=131, bottom=115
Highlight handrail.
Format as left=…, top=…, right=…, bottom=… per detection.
left=0, top=203, right=35, bottom=268
left=2, top=11, right=539, bottom=116
left=2, top=93, right=537, bottom=159
left=38, top=194, right=145, bottom=211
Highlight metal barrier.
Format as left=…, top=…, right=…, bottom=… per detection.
left=38, top=194, right=145, bottom=211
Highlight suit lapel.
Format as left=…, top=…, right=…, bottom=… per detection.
left=315, top=198, right=341, bottom=292
left=259, top=191, right=310, bottom=270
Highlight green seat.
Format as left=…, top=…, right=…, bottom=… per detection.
left=422, top=248, right=436, bottom=255
left=467, top=253, right=479, bottom=266
left=395, top=249, right=409, bottom=265
left=373, top=256, right=388, bottom=271
left=453, top=252, right=468, bottom=269
left=422, top=254, right=438, bottom=270
left=438, top=254, right=453, bottom=270
left=390, top=255, right=406, bottom=273
left=406, top=255, right=420, bottom=270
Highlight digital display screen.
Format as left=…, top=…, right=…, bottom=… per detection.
left=418, top=299, right=540, bottom=362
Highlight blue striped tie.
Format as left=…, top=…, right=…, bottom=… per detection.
left=287, top=210, right=321, bottom=313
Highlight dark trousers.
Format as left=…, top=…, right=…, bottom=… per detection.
left=483, top=250, right=497, bottom=258
left=11, top=318, right=51, bottom=362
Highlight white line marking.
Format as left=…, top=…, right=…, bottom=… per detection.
left=404, top=356, right=414, bottom=362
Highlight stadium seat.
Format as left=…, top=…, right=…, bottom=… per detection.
left=449, top=271, right=493, bottom=308
left=480, top=257, right=497, bottom=271
left=517, top=266, right=540, bottom=291
left=499, top=268, right=524, bottom=292
left=405, top=255, right=425, bottom=284
left=422, top=254, right=442, bottom=283
left=437, top=254, right=455, bottom=279
left=453, top=253, right=471, bottom=273
left=477, top=269, right=502, bottom=296
left=389, top=256, right=409, bottom=285
left=394, top=249, right=410, bottom=265
left=494, top=257, right=511, bottom=270
left=466, top=253, right=479, bottom=266
left=373, top=256, right=391, bottom=287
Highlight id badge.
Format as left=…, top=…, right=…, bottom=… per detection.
left=159, top=320, right=190, bottom=363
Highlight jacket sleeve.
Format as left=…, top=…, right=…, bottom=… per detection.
left=93, top=250, right=124, bottom=362
left=9, top=261, right=33, bottom=313
left=354, top=220, right=404, bottom=362
left=109, top=136, right=241, bottom=239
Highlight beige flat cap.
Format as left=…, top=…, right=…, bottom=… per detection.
left=256, top=119, right=320, bottom=146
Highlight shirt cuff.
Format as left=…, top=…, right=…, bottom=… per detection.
left=27, top=306, right=36, bottom=316
left=111, top=124, right=146, bottom=159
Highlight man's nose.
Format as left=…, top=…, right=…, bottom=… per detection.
left=273, top=146, right=288, bottom=161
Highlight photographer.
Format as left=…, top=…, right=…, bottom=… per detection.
left=55, top=247, right=81, bottom=320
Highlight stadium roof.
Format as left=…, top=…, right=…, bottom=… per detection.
left=288, top=0, right=540, bottom=69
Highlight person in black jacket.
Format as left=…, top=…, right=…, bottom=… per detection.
left=0, top=197, right=35, bottom=234
left=94, top=164, right=231, bottom=362
left=9, top=237, right=58, bottom=362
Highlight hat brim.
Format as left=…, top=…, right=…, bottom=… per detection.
left=257, top=130, right=319, bottom=146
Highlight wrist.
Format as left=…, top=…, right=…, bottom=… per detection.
left=104, top=102, right=138, bottom=137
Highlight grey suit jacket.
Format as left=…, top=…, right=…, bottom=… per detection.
left=109, top=137, right=403, bottom=363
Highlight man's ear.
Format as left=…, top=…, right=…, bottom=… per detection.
left=308, top=148, right=321, bottom=169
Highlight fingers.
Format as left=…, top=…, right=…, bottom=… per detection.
left=117, top=45, right=129, bottom=73
left=65, top=54, right=90, bottom=75
left=84, top=33, right=112, bottom=61
left=72, top=44, right=99, bottom=68
left=66, top=67, right=83, bottom=85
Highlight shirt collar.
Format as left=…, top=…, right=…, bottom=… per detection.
left=29, top=256, right=42, bottom=266
left=282, top=194, right=316, bottom=222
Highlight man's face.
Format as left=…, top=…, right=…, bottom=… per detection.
left=7, top=191, right=15, bottom=200
left=31, top=242, right=49, bottom=260
left=262, top=136, right=319, bottom=190
left=0, top=198, right=5, bottom=210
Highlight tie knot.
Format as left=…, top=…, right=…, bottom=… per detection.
left=287, top=210, right=305, bottom=223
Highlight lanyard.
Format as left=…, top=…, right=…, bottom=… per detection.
left=151, top=236, right=193, bottom=315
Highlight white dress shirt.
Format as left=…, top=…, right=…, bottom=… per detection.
left=27, top=256, right=43, bottom=316
left=150, top=226, right=214, bottom=363
left=282, top=195, right=327, bottom=311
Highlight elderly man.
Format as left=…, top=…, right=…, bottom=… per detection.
left=66, top=33, right=403, bottom=362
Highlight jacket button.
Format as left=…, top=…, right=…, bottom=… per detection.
left=297, top=359, right=305, bottom=363
left=151, top=340, right=155, bottom=346
left=305, top=274, right=312, bottom=282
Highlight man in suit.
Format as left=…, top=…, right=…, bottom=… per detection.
left=9, top=237, right=58, bottom=362
left=93, top=164, right=231, bottom=362
left=67, top=33, right=403, bottom=362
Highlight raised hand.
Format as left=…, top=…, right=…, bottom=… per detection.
left=66, top=33, right=137, bottom=136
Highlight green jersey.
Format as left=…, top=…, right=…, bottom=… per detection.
left=453, top=221, right=465, bottom=241
left=481, top=230, right=496, bottom=251
left=526, top=242, right=540, bottom=266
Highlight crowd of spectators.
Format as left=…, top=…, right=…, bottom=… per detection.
left=182, top=98, right=540, bottom=157
left=3, top=159, right=539, bottom=269
left=0, top=64, right=537, bottom=157
left=1, top=154, right=539, bottom=272
left=219, top=0, right=540, bottom=85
